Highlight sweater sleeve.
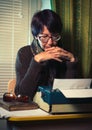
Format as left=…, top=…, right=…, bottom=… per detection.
left=15, top=47, right=44, bottom=100
left=65, top=60, right=78, bottom=78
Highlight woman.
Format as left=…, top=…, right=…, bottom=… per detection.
left=15, top=9, right=78, bottom=100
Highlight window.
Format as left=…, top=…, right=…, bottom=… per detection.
left=0, top=0, right=29, bottom=97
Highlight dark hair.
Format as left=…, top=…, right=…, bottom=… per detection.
left=31, top=9, right=63, bottom=37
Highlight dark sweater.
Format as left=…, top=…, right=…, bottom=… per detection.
left=15, top=45, right=78, bottom=100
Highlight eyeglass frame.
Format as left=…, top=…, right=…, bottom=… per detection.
left=37, top=33, right=61, bottom=43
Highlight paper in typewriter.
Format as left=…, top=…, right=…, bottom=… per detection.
left=53, top=79, right=92, bottom=98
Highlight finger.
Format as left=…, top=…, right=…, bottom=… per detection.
left=52, top=57, right=62, bottom=62
left=45, top=47, right=56, bottom=51
left=59, top=48, right=68, bottom=53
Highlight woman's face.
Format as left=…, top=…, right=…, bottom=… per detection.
left=36, top=26, right=61, bottom=50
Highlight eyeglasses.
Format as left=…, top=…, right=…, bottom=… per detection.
left=38, top=34, right=61, bottom=43
left=3, top=92, right=29, bottom=102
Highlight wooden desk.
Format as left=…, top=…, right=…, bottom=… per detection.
left=1, top=113, right=92, bottom=130
left=8, top=112, right=92, bottom=121
left=0, top=107, right=92, bottom=130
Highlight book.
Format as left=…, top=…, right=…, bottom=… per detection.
left=0, top=99, right=39, bottom=111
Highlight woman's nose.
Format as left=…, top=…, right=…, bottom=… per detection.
left=47, top=38, right=53, bottom=45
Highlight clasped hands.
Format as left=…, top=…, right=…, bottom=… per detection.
left=34, top=47, right=75, bottom=63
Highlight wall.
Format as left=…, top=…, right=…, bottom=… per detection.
left=41, top=0, right=51, bottom=10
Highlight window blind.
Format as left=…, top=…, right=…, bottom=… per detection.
left=0, top=0, right=29, bottom=97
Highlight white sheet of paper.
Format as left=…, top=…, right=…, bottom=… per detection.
left=53, top=79, right=92, bottom=98
left=0, top=108, right=49, bottom=118
left=53, top=79, right=92, bottom=89
left=61, top=89, right=92, bottom=98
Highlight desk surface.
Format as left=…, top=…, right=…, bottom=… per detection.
left=1, top=113, right=92, bottom=130
left=1, top=108, right=92, bottom=130
left=8, top=112, right=92, bottom=122
left=0, top=107, right=92, bottom=122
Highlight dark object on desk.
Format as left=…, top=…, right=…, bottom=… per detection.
left=3, top=92, right=29, bottom=102
left=0, top=99, right=39, bottom=111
